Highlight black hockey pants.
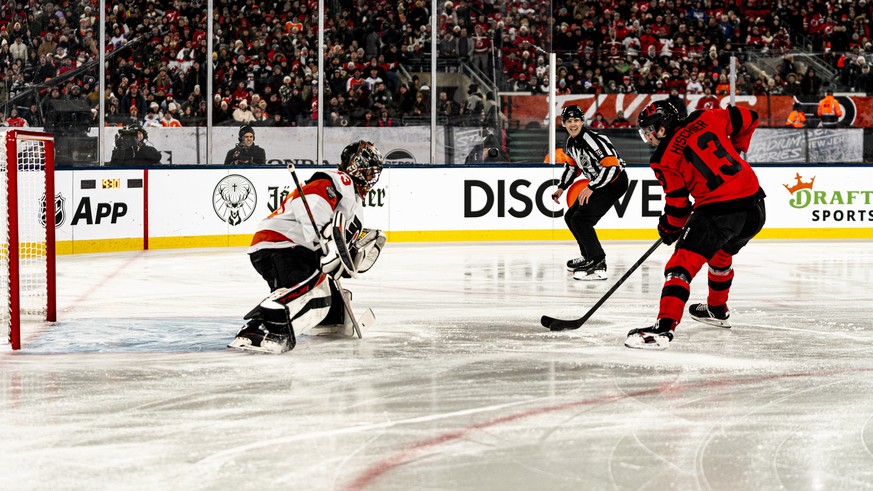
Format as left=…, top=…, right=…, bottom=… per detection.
left=564, top=171, right=629, bottom=261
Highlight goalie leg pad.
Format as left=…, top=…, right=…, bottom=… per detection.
left=257, top=273, right=334, bottom=336
left=311, top=278, right=377, bottom=338
left=310, top=279, right=355, bottom=337
left=312, top=298, right=376, bottom=338
left=234, top=272, right=333, bottom=352
left=320, top=279, right=349, bottom=325
left=234, top=294, right=299, bottom=353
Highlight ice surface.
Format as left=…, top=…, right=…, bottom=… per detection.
left=2, top=241, right=873, bottom=490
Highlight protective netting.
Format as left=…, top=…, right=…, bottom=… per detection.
left=1, top=130, right=51, bottom=348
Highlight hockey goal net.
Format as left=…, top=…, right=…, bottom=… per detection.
left=1, top=130, right=56, bottom=350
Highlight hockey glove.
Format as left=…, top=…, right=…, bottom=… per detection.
left=351, top=229, right=387, bottom=274
left=658, top=215, right=683, bottom=245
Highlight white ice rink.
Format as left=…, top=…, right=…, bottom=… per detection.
left=2, top=240, right=873, bottom=490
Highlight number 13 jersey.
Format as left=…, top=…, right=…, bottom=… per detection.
left=650, top=105, right=764, bottom=224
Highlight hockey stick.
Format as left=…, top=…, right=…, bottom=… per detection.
left=287, top=163, right=363, bottom=338
left=541, top=238, right=664, bottom=331
left=287, top=163, right=329, bottom=255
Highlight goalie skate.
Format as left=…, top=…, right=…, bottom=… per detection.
left=228, top=334, right=293, bottom=354
left=228, top=322, right=295, bottom=354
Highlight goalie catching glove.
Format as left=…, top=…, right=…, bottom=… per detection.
left=351, top=228, right=386, bottom=273
left=320, top=223, right=386, bottom=278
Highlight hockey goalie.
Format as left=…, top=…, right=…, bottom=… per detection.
left=229, top=140, right=386, bottom=354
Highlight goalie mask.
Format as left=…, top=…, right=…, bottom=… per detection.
left=340, top=140, right=384, bottom=197
left=638, top=100, right=681, bottom=143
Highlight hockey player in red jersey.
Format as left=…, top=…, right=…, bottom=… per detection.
left=625, top=100, right=766, bottom=350
left=229, top=140, right=386, bottom=353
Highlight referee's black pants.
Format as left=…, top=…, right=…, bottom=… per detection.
left=564, top=171, right=628, bottom=262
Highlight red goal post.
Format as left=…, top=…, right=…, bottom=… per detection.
left=1, top=130, right=56, bottom=350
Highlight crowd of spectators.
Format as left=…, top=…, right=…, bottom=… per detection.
left=0, top=0, right=872, bottom=131
left=510, top=0, right=873, bottom=99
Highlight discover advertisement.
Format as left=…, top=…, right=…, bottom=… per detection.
left=51, top=165, right=872, bottom=253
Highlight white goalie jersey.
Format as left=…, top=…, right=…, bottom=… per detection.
left=248, top=170, right=364, bottom=254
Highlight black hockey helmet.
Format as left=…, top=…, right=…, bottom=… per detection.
left=340, top=140, right=384, bottom=197
left=560, top=104, right=584, bottom=125
left=238, top=124, right=255, bottom=142
left=638, top=100, right=680, bottom=141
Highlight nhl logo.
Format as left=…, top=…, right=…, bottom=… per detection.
left=40, top=193, right=66, bottom=228
left=213, top=175, right=257, bottom=226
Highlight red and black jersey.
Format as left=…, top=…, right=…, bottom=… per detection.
left=650, top=105, right=763, bottom=230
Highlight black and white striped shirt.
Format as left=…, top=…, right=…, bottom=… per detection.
left=557, top=129, right=626, bottom=191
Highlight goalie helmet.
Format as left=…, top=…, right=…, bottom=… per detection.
left=638, top=100, right=681, bottom=138
left=560, top=104, right=584, bottom=126
left=339, top=140, right=384, bottom=197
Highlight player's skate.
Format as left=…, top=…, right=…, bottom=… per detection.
left=624, top=320, right=675, bottom=350
left=572, top=257, right=607, bottom=281
left=566, top=256, right=587, bottom=271
left=228, top=319, right=295, bottom=354
left=688, top=303, right=731, bottom=328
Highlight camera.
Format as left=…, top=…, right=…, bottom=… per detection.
left=114, top=127, right=142, bottom=148
left=109, top=125, right=161, bottom=166
left=117, top=127, right=140, bottom=138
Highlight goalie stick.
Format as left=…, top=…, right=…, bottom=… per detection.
left=287, top=163, right=364, bottom=339
left=541, top=239, right=663, bottom=331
